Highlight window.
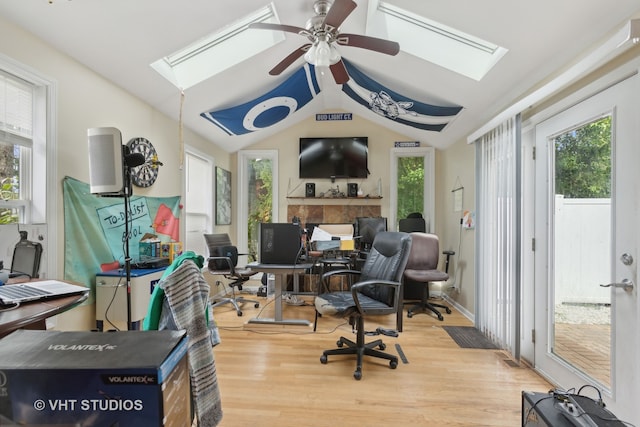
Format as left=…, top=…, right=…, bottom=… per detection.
left=390, top=147, right=434, bottom=232
left=0, top=54, right=55, bottom=278
left=237, top=150, right=278, bottom=261
left=0, top=69, right=33, bottom=224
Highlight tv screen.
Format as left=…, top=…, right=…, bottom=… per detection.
left=299, top=137, right=368, bottom=179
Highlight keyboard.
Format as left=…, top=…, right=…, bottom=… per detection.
left=0, top=285, right=51, bottom=299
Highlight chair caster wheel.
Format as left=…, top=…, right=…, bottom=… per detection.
left=320, top=355, right=328, bottom=364
left=407, top=312, right=414, bottom=318
left=336, top=340, right=343, bottom=347
left=379, top=343, right=386, bottom=351
left=254, top=303, right=260, bottom=308
left=437, top=314, right=443, bottom=321
left=390, top=360, right=398, bottom=369
left=353, top=370, right=362, bottom=380
left=237, top=311, right=243, bottom=317
left=445, top=307, right=452, bottom=314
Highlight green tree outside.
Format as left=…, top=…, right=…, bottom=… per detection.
left=396, top=156, right=424, bottom=221
left=554, top=116, right=611, bottom=198
left=247, top=159, right=273, bottom=259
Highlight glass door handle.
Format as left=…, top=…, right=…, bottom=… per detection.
left=600, top=278, right=634, bottom=292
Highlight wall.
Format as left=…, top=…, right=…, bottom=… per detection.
left=242, top=110, right=424, bottom=223
left=241, top=110, right=479, bottom=318
left=438, top=137, right=476, bottom=318
left=0, top=15, right=231, bottom=330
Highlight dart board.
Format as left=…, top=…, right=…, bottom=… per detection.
left=127, top=137, right=159, bottom=187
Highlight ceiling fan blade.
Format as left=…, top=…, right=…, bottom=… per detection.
left=330, top=60, right=350, bottom=84
left=336, top=33, right=400, bottom=56
left=323, top=0, right=357, bottom=31
left=269, top=44, right=312, bottom=76
left=249, top=22, right=310, bottom=37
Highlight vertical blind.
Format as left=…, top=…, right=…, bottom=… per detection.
left=475, top=115, right=521, bottom=356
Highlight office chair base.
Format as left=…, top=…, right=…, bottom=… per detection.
left=320, top=335, right=398, bottom=380
left=212, top=296, right=260, bottom=317
left=407, top=301, right=451, bottom=321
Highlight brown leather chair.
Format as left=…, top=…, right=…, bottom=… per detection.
left=403, top=232, right=452, bottom=321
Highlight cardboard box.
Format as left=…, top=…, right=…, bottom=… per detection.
left=311, top=224, right=354, bottom=252
left=139, top=233, right=161, bottom=257
left=0, top=330, right=190, bottom=427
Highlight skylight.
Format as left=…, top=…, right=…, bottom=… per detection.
left=151, top=3, right=284, bottom=89
left=366, top=1, right=507, bottom=81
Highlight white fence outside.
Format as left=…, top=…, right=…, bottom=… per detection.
left=554, top=196, right=611, bottom=304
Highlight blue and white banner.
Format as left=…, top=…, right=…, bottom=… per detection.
left=201, top=63, right=321, bottom=136
left=342, top=59, right=463, bottom=132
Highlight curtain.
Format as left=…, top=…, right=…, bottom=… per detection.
left=475, top=115, right=521, bottom=357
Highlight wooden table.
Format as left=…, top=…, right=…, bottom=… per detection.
left=0, top=285, right=88, bottom=338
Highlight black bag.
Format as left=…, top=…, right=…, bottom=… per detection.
left=210, top=245, right=238, bottom=270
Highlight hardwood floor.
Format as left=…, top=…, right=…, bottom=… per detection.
left=210, top=294, right=551, bottom=427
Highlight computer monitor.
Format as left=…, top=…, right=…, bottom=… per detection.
left=259, top=223, right=302, bottom=265
left=355, top=217, right=387, bottom=246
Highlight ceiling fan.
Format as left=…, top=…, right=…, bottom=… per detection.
left=249, top=0, right=400, bottom=84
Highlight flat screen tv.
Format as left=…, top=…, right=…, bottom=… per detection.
left=299, top=137, right=368, bottom=179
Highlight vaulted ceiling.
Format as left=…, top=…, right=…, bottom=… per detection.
left=1, top=0, right=639, bottom=152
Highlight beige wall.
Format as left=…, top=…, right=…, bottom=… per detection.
left=438, top=138, right=476, bottom=315
left=241, top=111, right=478, bottom=317
left=241, top=110, right=418, bottom=223
left=0, top=15, right=230, bottom=330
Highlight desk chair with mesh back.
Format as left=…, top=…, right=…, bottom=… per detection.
left=403, top=232, right=453, bottom=321
left=204, top=233, right=259, bottom=317
left=315, top=231, right=412, bottom=380
left=9, top=231, right=43, bottom=279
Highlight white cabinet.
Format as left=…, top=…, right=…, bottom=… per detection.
left=95, top=268, right=165, bottom=330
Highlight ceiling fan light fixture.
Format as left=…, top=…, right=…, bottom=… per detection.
left=304, top=40, right=340, bottom=67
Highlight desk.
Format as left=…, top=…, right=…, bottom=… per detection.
left=0, top=288, right=88, bottom=338
left=247, top=262, right=312, bottom=326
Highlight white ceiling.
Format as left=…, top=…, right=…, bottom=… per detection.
left=1, top=0, right=639, bottom=152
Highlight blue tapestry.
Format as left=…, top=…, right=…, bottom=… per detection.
left=342, top=59, right=463, bottom=132
left=62, top=176, right=181, bottom=302
left=201, top=63, right=321, bottom=135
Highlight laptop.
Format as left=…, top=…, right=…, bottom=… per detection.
left=259, top=223, right=303, bottom=265
left=0, top=280, right=88, bottom=305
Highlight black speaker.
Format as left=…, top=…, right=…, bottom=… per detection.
left=347, top=183, right=358, bottom=197
left=305, top=182, right=316, bottom=198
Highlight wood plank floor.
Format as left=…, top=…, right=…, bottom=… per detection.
left=210, top=294, right=552, bottom=427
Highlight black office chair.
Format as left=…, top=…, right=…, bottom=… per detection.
left=314, top=231, right=412, bottom=380
left=398, top=214, right=427, bottom=233
left=204, top=233, right=259, bottom=316
left=403, top=232, right=453, bottom=321
left=9, top=231, right=42, bottom=279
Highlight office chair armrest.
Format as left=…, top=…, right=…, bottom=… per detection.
left=351, top=279, right=401, bottom=314
left=318, top=269, right=361, bottom=294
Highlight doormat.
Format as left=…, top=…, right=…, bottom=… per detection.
left=442, top=326, right=499, bottom=349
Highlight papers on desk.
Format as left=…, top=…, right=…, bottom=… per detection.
left=311, top=224, right=354, bottom=251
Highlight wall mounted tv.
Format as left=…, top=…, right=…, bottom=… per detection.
left=299, top=137, right=369, bottom=180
